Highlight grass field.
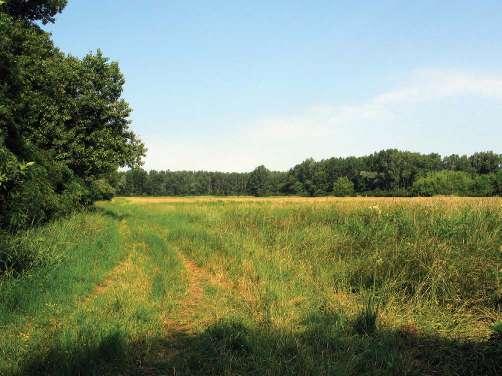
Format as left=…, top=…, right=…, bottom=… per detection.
left=1, top=196, right=501, bottom=375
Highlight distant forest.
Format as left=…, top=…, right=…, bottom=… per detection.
left=116, top=150, right=502, bottom=197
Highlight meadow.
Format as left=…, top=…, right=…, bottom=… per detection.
left=1, top=196, right=501, bottom=375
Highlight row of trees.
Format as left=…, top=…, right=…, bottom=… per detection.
left=0, top=2, right=499, bottom=233
left=0, top=0, right=144, bottom=231
left=117, top=150, right=502, bottom=197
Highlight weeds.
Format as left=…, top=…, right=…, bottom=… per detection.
left=1, top=196, right=501, bottom=375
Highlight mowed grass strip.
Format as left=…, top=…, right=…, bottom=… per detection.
left=1, top=197, right=501, bottom=375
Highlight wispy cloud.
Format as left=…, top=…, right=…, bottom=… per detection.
left=373, top=69, right=502, bottom=104
left=143, top=69, right=502, bottom=171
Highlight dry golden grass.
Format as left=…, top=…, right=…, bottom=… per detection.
left=121, top=195, right=502, bottom=208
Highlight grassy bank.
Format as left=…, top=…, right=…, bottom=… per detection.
left=1, top=197, right=501, bottom=375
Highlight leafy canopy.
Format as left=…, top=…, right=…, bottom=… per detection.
left=0, top=3, right=145, bottom=230
left=1, top=0, right=67, bottom=24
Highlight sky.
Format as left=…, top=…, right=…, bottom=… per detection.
left=45, top=0, right=502, bottom=172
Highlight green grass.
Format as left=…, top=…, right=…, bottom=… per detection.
left=1, top=196, right=501, bottom=375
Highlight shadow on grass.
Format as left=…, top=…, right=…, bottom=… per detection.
left=15, top=309, right=502, bottom=376
left=94, top=207, right=130, bottom=221
left=0, top=207, right=128, bottom=278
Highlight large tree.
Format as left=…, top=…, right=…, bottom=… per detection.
left=469, top=151, right=501, bottom=174
left=0, top=2, right=145, bottom=230
left=247, top=165, right=270, bottom=197
left=2, top=0, right=67, bottom=24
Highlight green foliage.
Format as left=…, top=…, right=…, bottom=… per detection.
left=117, top=150, right=501, bottom=198
left=443, top=154, right=474, bottom=172
left=247, top=165, right=271, bottom=196
left=89, top=178, right=115, bottom=201
left=490, top=321, right=502, bottom=343
left=492, top=321, right=502, bottom=335
left=0, top=143, right=27, bottom=193
left=1, top=155, right=95, bottom=230
left=472, top=174, right=495, bottom=196
left=2, top=0, right=67, bottom=24
left=332, top=176, right=355, bottom=196
left=469, top=151, right=501, bottom=174
left=0, top=211, right=99, bottom=276
left=366, top=149, right=442, bottom=190
left=493, top=170, right=502, bottom=195
left=3, top=163, right=58, bottom=229
left=412, top=170, right=475, bottom=196
left=0, top=7, right=144, bottom=231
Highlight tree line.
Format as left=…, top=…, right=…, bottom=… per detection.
left=0, top=1, right=500, bottom=234
left=116, top=150, right=502, bottom=197
left=0, top=0, right=144, bottom=231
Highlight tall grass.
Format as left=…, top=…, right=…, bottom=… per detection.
left=1, top=197, right=501, bottom=375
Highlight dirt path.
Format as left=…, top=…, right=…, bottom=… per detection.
left=153, top=254, right=212, bottom=367
left=164, top=253, right=236, bottom=332
left=81, top=255, right=133, bottom=304
left=164, top=255, right=206, bottom=334
left=81, top=220, right=146, bottom=305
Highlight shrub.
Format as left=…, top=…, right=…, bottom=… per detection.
left=3, top=164, right=58, bottom=230
left=412, top=170, right=475, bottom=196
left=0, top=147, right=102, bottom=231
left=333, top=177, right=355, bottom=196
left=89, top=178, right=115, bottom=201
left=471, top=174, right=495, bottom=196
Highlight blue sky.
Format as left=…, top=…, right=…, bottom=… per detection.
left=46, top=0, right=502, bottom=171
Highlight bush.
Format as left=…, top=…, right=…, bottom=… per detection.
left=0, top=144, right=21, bottom=190
left=0, top=148, right=97, bottom=231
left=89, top=179, right=115, bottom=201
left=333, top=177, right=355, bottom=196
left=491, top=321, right=502, bottom=341
left=412, top=170, right=475, bottom=196
left=471, top=174, right=495, bottom=196
left=3, top=164, right=58, bottom=230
